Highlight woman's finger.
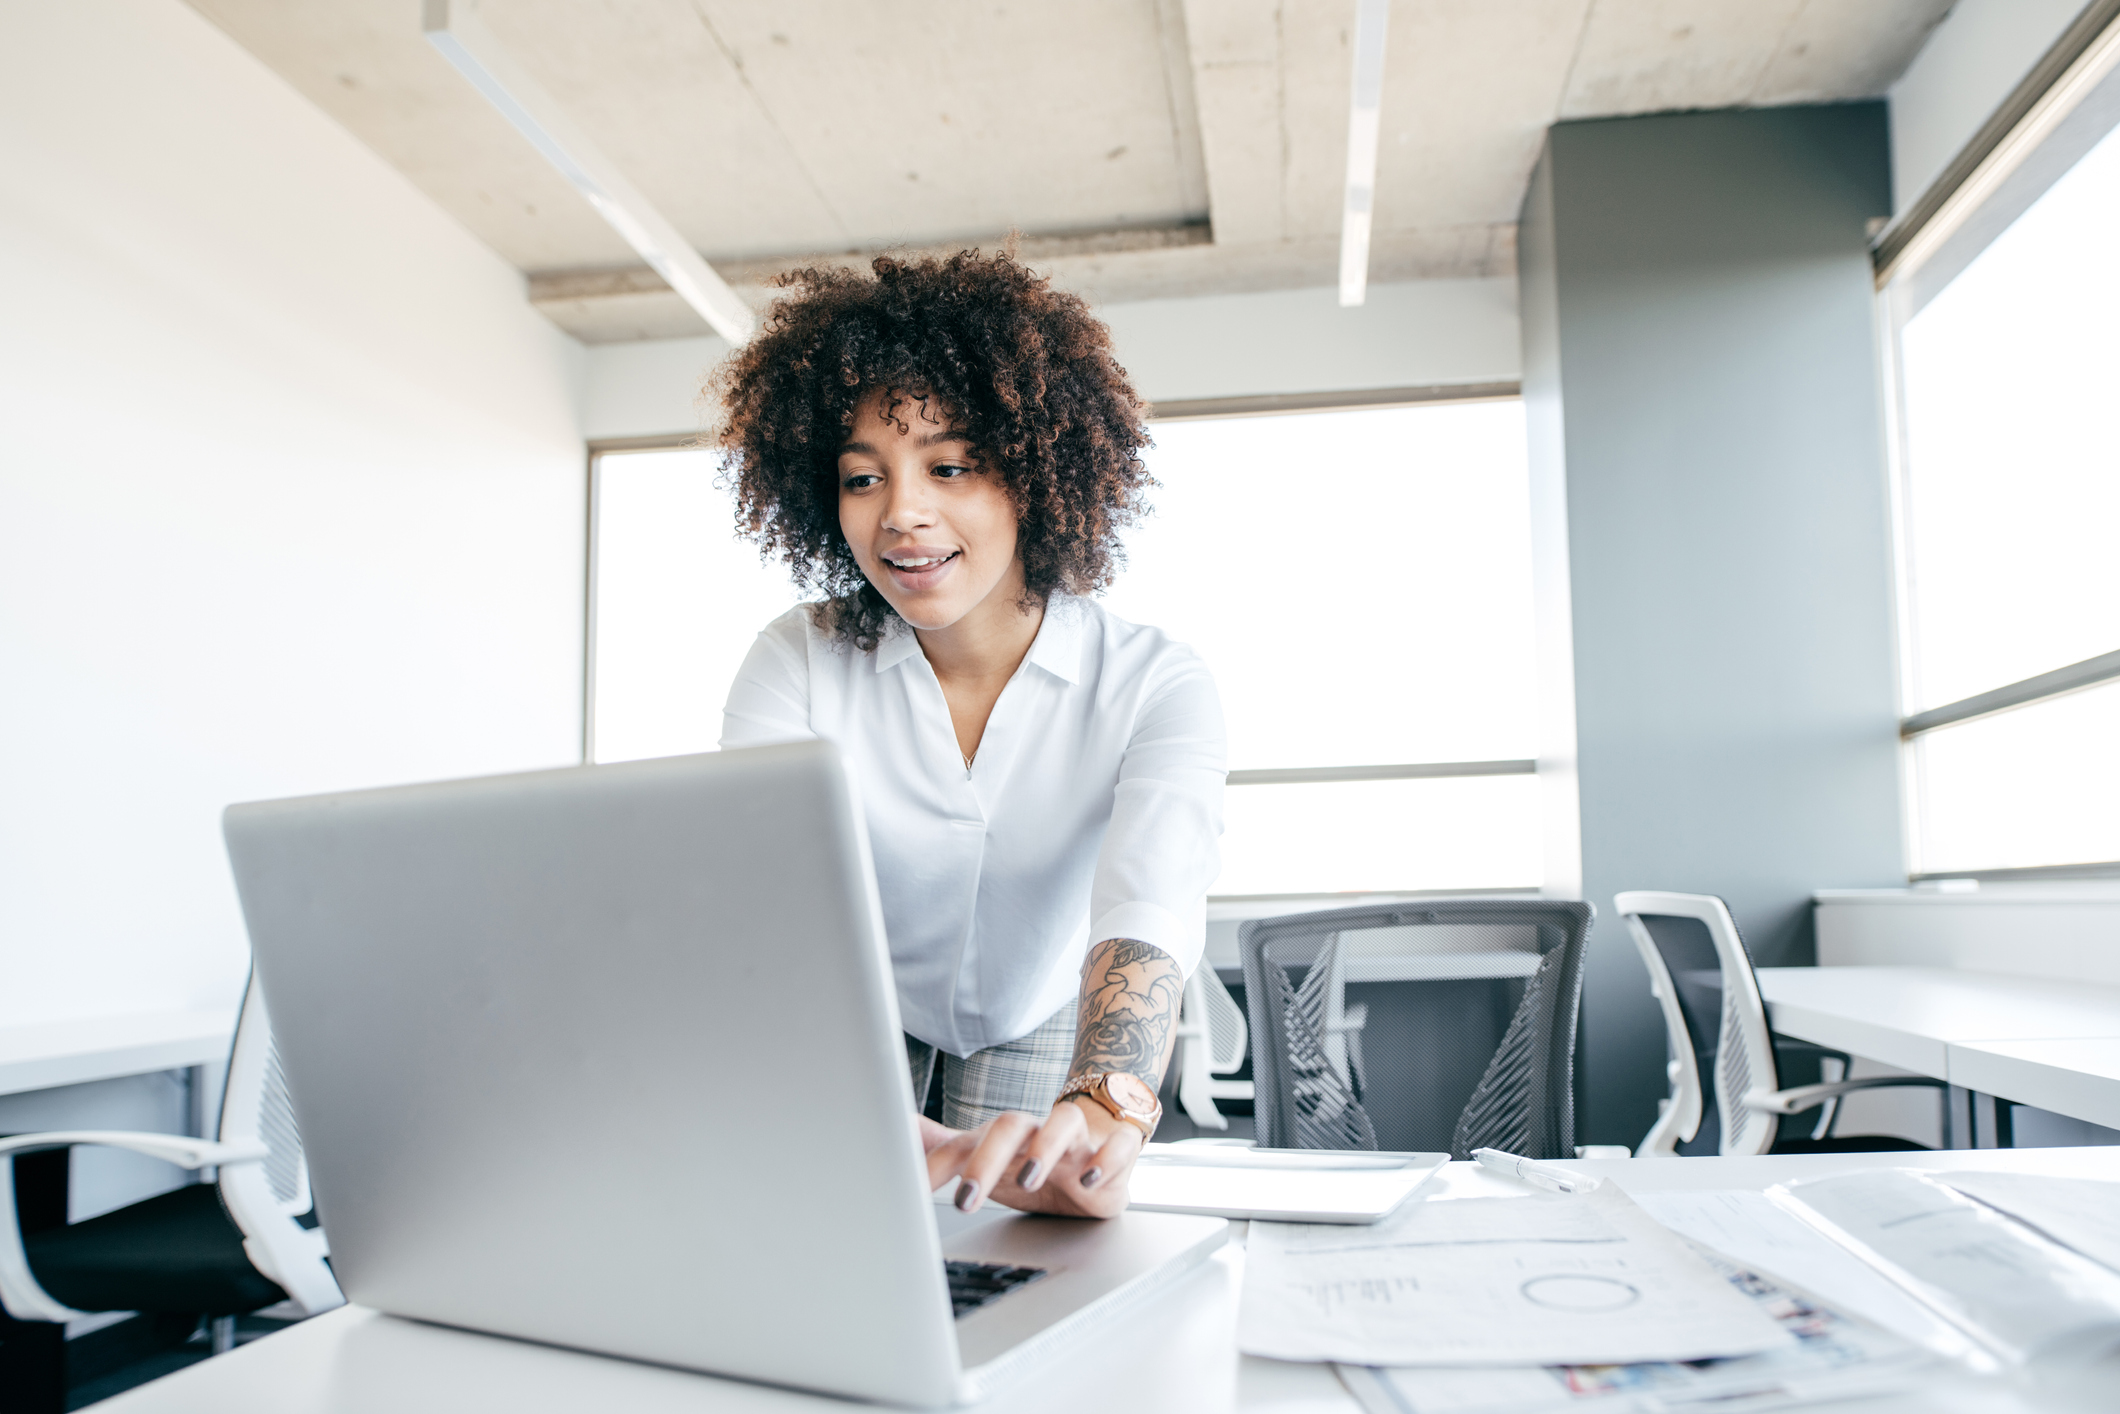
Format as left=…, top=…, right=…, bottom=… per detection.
left=923, top=1125, right=983, bottom=1192
left=1012, top=1098, right=1091, bottom=1193
left=1071, top=1125, right=1144, bottom=1214
left=952, top=1111, right=1041, bottom=1214
left=916, top=1115, right=962, bottom=1154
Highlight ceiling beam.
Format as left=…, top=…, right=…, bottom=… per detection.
left=1180, top=0, right=1286, bottom=246
left=525, top=221, right=1515, bottom=344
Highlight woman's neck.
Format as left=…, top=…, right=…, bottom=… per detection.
left=914, top=587, right=1046, bottom=689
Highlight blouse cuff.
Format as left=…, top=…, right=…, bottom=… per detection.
left=1089, top=901, right=1204, bottom=978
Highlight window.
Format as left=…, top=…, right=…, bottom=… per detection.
left=587, top=447, right=800, bottom=765
left=1890, top=117, right=2120, bottom=876
left=586, top=396, right=1541, bottom=897
left=1103, top=400, right=1539, bottom=896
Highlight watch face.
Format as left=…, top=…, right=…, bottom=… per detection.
left=1105, top=1072, right=1156, bottom=1113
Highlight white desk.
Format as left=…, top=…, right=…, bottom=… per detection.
left=96, top=1147, right=2120, bottom=1414
left=1755, top=966, right=2120, bottom=1131
left=1947, top=1038, right=2120, bottom=1131
left=0, top=1010, right=236, bottom=1099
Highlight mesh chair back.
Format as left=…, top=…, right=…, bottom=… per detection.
left=217, top=971, right=312, bottom=1219
left=1615, top=892, right=1780, bottom=1156
left=1241, top=899, right=1592, bottom=1158
left=1196, top=965, right=1249, bottom=1074
left=1243, top=925, right=1378, bottom=1149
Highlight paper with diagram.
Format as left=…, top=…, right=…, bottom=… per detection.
left=1237, top=1184, right=1792, bottom=1366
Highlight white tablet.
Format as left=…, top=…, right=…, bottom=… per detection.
left=1125, top=1144, right=1449, bottom=1224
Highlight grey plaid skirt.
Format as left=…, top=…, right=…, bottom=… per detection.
left=905, top=1002, right=1079, bottom=1130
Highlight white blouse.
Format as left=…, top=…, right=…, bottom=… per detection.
left=720, top=595, right=1226, bottom=1057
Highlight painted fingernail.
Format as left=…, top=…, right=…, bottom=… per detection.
left=1018, top=1158, right=1044, bottom=1189
left=955, top=1179, right=981, bottom=1212
left=1080, top=1166, right=1103, bottom=1189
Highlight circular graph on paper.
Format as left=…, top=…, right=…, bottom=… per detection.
left=1520, top=1275, right=1641, bottom=1312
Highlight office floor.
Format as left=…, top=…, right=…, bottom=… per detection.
left=65, top=1314, right=296, bottom=1409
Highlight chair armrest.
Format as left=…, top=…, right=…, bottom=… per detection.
left=0, top=1132, right=269, bottom=1324
left=1742, top=1075, right=1948, bottom=1116
left=0, top=1131, right=266, bottom=1168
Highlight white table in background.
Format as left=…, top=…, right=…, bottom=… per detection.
left=96, top=1146, right=2120, bottom=1414
left=0, top=1011, right=236, bottom=1099
left=1755, top=966, right=2120, bottom=1131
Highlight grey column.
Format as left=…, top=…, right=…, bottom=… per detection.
left=1519, top=103, right=1906, bottom=1147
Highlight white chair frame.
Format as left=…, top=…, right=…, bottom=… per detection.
left=0, top=972, right=344, bottom=1324
left=1173, top=966, right=1254, bottom=1129
left=1619, top=891, right=1946, bottom=1157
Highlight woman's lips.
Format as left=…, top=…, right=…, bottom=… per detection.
left=880, top=548, right=961, bottom=588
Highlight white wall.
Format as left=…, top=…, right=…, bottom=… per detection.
left=579, top=277, right=1523, bottom=440
left=1889, top=0, right=2085, bottom=214
left=0, top=0, right=588, bottom=1042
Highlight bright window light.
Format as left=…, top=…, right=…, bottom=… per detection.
left=1895, top=112, right=2120, bottom=875
left=1218, top=774, right=1541, bottom=896
left=1914, top=680, right=2120, bottom=874
left=1899, top=122, right=2120, bottom=712
left=590, top=448, right=801, bottom=764
left=1105, top=401, right=1539, bottom=895
left=1103, top=402, right=1537, bottom=770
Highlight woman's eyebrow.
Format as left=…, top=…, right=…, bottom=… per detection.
left=838, top=432, right=969, bottom=454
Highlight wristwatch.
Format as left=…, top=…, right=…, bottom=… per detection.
left=1059, top=1071, right=1162, bottom=1140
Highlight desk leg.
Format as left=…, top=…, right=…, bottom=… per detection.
left=186, top=1065, right=206, bottom=1140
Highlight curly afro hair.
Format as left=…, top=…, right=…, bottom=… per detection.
left=709, top=248, right=1154, bottom=649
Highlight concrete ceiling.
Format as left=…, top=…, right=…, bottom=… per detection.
left=186, top=0, right=1953, bottom=343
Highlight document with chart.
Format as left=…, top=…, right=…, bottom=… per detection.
left=1238, top=1185, right=1791, bottom=1366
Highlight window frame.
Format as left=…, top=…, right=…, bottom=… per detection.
left=1875, top=2, right=2120, bottom=882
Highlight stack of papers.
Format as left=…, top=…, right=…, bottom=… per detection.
left=1770, top=1170, right=2120, bottom=1369
left=1238, top=1185, right=1789, bottom=1367
left=1288, top=1170, right=2120, bottom=1413
left=1337, top=1247, right=1928, bottom=1414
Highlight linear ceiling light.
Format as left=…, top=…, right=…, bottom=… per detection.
left=422, top=0, right=754, bottom=343
left=1338, top=0, right=1391, bottom=308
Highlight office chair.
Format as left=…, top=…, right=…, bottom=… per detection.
left=1240, top=899, right=1592, bottom=1158
left=0, top=971, right=343, bottom=1402
left=1619, top=891, right=1947, bottom=1157
left=1171, top=965, right=1255, bottom=1130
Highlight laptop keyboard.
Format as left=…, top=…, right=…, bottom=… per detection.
left=945, top=1259, right=1047, bottom=1318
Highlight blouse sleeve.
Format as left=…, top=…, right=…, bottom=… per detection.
left=719, top=607, right=816, bottom=749
left=1087, top=649, right=1227, bottom=977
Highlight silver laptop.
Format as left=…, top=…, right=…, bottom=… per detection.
left=223, top=741, right=1227, bottom=1407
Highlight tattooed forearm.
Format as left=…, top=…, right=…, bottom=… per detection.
left=1069, top=937, right=1184, bottom=1088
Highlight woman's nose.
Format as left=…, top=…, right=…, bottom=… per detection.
left=881, top=478, right=936, bottom=533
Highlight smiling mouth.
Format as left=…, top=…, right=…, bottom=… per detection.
left=883, top=551, right=960, bottom=573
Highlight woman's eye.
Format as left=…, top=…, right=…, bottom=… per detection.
left=933, top=463, right=972, bottom=479
left=841, top=472, right=881, bottom=490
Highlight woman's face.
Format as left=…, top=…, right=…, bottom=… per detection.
left=837, top=389, right=1025, bottom=633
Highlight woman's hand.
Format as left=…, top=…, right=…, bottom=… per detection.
left=922, top=1097, right=1143, bottom=1219
left=920, top=937, right=1179, bottom=1219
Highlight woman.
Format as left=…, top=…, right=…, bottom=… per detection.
left=713, top=250, right=1224, bottom=1220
